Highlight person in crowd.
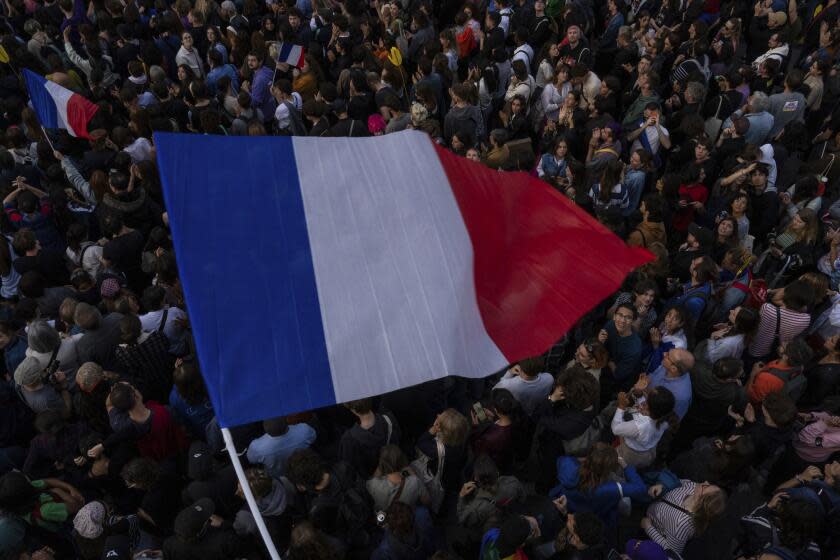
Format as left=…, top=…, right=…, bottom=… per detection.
left=493, top=356, right=554, bottom=415
left=612, top=387, right=677, bottom=468
left=247, top=415, right=316, bottom=479
left=338, top=397, right=401, bottom=478
left=367, top=444, right=431, bottom=513
left=642, top=479, right=727, bottom=555
left=549, top=443, right=647, bottom=527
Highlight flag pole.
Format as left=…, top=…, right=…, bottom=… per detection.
left=222, top=427, right=283, bottom=560
left=40, top=126, right=56, bottom=152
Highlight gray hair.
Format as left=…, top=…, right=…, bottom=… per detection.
left=27, top=321, right=61, bottom=354
left=685, top=81, right=706, bottom=103
left=617, top=26, right=632, bottom=41
left=749, top=91, right=770, bottom=113
left=490, top=128, right=509, bottom=146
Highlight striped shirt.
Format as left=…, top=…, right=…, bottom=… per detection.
left=747, top=303, right=811, bottom=358
left=645, top=481, right=697, bottom=555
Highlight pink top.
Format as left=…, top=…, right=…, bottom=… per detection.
left=793, top=412, right=840, bottom=463
left=747, top=303, right=811, bottom=358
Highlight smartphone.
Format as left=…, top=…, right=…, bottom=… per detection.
left=472, top=402, right=488, bottom=423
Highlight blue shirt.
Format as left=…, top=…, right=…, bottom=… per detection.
left=169, top=387, right=215, bottom=439
left=207, top=64, right=240, bottom=96
left=246, top=423, right=316, bottom=478
left=724, top=110, right=774, bottom=145
left=648, top=365, right=692, bottom=419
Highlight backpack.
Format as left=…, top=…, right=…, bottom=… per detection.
left=764, top=366, right=807, bottom=403
left=678, top=285, right=717, bottom=339
left=410, top=440, right=446, bottom=513
left=311, top=463, right=373, bottom=547
left=562, top=414, right=608, bottom=456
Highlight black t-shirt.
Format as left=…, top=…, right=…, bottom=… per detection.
left=140, top=473, right=181, bottom=535
left=103, top=230, right=146, bottom=291
left=163, top=527, right=241, bottom=560
left=13, top=249, right=70, bottom=286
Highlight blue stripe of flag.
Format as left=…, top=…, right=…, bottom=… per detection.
left=154, top=133, right=335, bottom=427
left=23, top=69, right=59, bottom=130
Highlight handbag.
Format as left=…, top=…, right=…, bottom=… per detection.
left=410, top=439, right=446, bottom=513
left=704, top=96, right=724, bottom=141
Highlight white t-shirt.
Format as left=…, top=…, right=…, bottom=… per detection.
left=493, top=370, right=554, bottom=415
left=631, top=122, right=669, bottom=155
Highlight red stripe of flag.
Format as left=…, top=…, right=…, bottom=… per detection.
left=65, top=92, right=99, bottom=139
left=434, top=143, right=653, bottom=362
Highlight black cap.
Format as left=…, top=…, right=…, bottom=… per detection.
left=187, top=441, right=213, bottom=481
left=174, top=498, right=215, bottom=540
left=100, top=535, right=131, bottom=559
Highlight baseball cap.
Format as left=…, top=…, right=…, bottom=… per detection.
left=100, top=534, right=131, bottom=560
left=174, top=498, right=215, bottom=540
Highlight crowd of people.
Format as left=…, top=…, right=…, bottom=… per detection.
left=0, top=0, right=840, bottom=557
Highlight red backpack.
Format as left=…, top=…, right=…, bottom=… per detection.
left=730, top=267, right=769, bottom=309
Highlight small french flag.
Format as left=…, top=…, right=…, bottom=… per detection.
left=24, top=69, right=98, bottom=139
left=276, top=42, right=305, bottom=68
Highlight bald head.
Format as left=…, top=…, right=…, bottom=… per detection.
left=666, top=349, right=694, bottom=376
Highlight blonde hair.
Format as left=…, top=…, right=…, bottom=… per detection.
left=436, top=409, right=469, bottom=446
left=692, top=486, right=727, bottom=534
left=798, top=271, right=829, bottom=300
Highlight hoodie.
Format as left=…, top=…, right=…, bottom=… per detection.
left=233, top=479, right=287, bottom=535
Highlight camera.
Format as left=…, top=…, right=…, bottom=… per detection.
left=43, top=359, right=61, bottom=384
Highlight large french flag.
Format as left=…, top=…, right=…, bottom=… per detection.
left=24, top=69, right=99, bottom=139
left=155, top=131, right=651, bottom=427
